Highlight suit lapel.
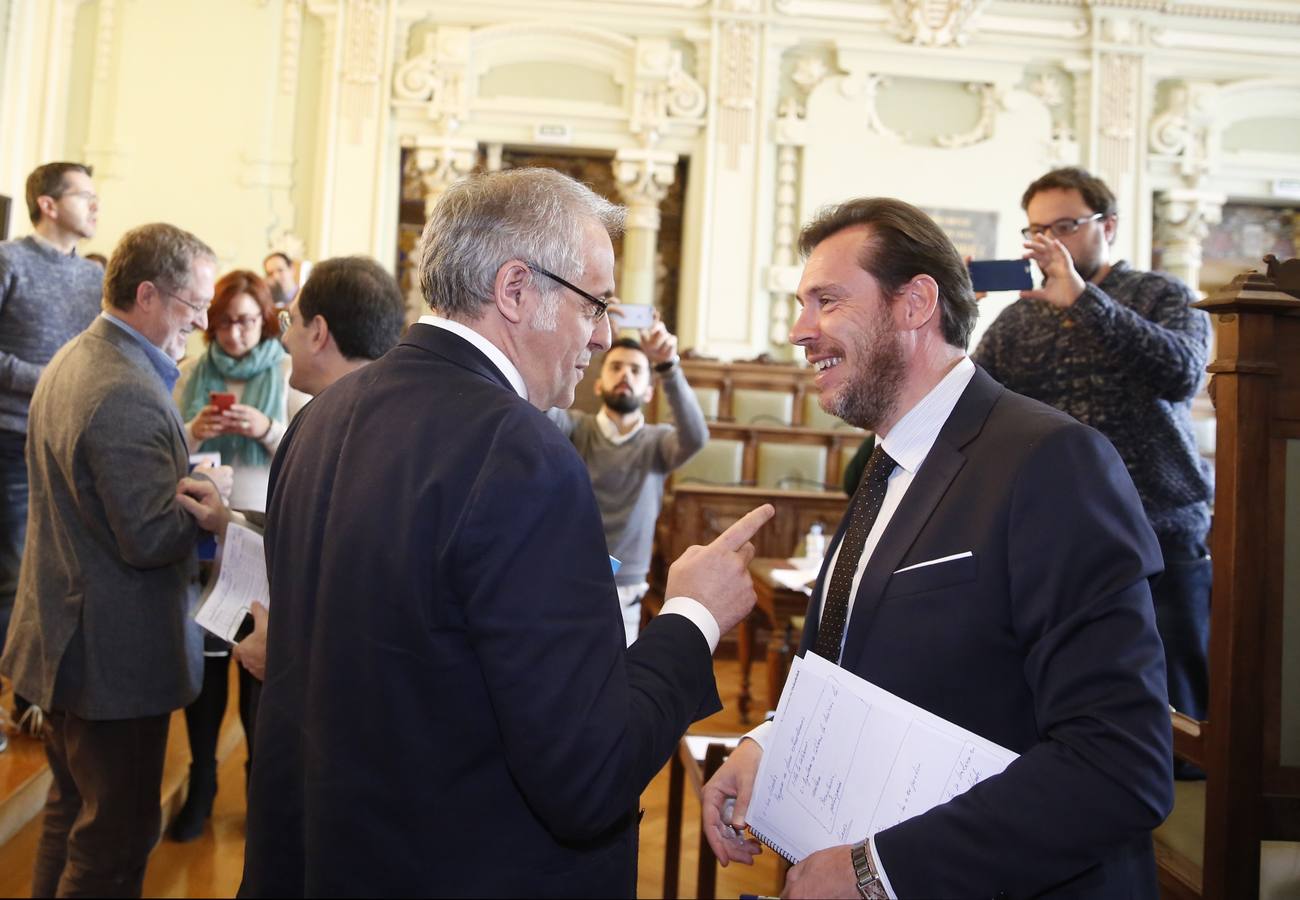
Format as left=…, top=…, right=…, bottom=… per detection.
left=823, top=367, right=1004, bottom=671
left=836, top=442, right=966, bottom=669
left=91, top=318, right=188, bottom=449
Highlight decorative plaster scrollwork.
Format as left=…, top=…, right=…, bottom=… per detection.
left=613, top=149, right=677, bottom=232
left=935, top=83, right=1004, bottom=148
left=93, top=0, right=117, bottom=83
left=280, top=0, right=304, bottom=96
left=718, top=21, right=758, bottom=170
left=891, top=0, right=992, bottom=47
left=850, top=74, right=909, bottom=143
left=339, top=0, right=385, bottom=143
left=631, top=39, right=707, bottom=139
left=392, top=29, right=471, bottom=132
left=413, top=139, right=478, bottom=219
left=1154, top=189, right=1225, bottom=288
left=716, top=0, right=760, bottom=12
left=1096, top=51, right=1140, bottom=190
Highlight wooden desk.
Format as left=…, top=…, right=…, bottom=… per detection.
left=738, top=558, right=814, bottom=723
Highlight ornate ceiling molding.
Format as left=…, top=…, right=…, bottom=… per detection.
left=1013, top=0, right=1300, bottom=27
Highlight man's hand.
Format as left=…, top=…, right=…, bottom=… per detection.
left=191, top=463, right=234, bottom=501
left=783, top=844, right=859, bottom=899
left=640, top=315, right=678, bottom=366
left=702, top=737, right=765, bottom=867
left=1020, top=234, right=1086, bottom=309
left=665, top=504, right=774, bottom=635
left=176, top=476, right=231, bottom=539
left=233, top=602, right=269, bottom=681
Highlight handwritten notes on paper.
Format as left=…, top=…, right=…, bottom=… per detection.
left=194, top=522, right=268, bottom=643
left=745, top=652, right=1018, bottom=863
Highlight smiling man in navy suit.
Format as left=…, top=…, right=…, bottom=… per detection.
left=702, top=198, right=1173, bottom=899
left=240, top=168, right=773, bottom=898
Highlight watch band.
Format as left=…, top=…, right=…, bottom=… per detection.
left=653, top=354, right=679, bottom=374
left=851, top=840, right=888, bottom=899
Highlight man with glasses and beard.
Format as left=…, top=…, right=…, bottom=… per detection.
left=701, top=197, right=1172, bottom=899
left=548, top=321, right=707, bottom=645
left=972, top=167, right=1213, bottom=758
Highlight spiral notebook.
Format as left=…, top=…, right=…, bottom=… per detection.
left=745, top=652, right=1018, bottom=864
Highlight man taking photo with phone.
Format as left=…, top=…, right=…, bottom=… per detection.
left=972, top=166, right=1213, bottom=758
left=548, top=310, right=708, bottom=644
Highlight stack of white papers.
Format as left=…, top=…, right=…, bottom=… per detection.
left=194, top=523, right=269, bottom=643
left=746, top=652, right=1018, bottom=863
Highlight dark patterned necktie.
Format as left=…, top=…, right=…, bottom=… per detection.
left=813, top=446, right=897, bottom=663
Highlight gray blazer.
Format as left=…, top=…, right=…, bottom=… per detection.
left=0, top=316, right=203, bottom=720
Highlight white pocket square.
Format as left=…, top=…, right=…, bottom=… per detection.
left=893, top=551, right=974, bottom=575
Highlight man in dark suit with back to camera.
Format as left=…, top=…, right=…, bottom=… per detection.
left=240, top=168, right=774, bottom=897
left=702, top=198, right=1173, bottom=898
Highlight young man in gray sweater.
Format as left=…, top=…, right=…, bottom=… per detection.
left=0, top=162, right=104, bottom=748
left=548, top=317, right=708, bottom=645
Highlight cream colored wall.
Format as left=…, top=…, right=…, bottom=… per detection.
left=1, top=0, right=306, bottom=270
left=4, top=0, right=1300, bottom=359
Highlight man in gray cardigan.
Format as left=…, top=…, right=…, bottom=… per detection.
left=0, top=222, right=229, bottom=898
left=549, top=318, right=707, bottom=644
left=0, top=162, right=104, bottom=742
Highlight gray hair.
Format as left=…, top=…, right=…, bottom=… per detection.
left=104, top=223, right=217, bottom=312
left=417, top=168, right=625, bottom=320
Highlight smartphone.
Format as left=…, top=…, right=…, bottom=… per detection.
left=613, top=303, right=656, bottom=330
left=968, top=259, right=1033, bottom=293
left=209, top=391, right=236, bottom=412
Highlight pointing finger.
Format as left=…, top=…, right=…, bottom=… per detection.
left=711, top=504, right=775, bottom=553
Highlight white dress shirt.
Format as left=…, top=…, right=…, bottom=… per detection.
left=416, top=315, right=721, bottom=650
left=745, top=355, right=976, bottom=897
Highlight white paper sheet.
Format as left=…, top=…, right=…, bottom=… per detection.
left=194, top=522, right=269, bottom=643
left=770, top=566, right=819, bottom=595
left=746, top=652, right=1018, bottom=863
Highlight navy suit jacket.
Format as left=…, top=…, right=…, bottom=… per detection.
left=240, top=324, right=721, bottom=897
left=800, top=367, right=1173, bottom=899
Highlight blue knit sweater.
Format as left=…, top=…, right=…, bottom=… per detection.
left=0, top=236, right=104, bottom=434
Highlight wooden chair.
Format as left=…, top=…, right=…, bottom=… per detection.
left=1152, top=262, right=1300, bottom=898
left=663, top=734, right=742, bottom=899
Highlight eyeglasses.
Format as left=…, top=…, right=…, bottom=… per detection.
left=58, top=190, right=98, bottom=205
left=159, top=288, right=209, bottom=315
left=1021, top=213, right=1106, bottom=240
left=277, top=309, right=293, bottom=333
left=216, top=315, right=263, bottom=332
left=526, top=263, right=609, bottom=321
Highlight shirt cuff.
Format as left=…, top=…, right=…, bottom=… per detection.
left=743, top=719, right=773, bottom=751
left=660, top=595, right=720, bottom=653
left=870, top=840, right=898, bottom=900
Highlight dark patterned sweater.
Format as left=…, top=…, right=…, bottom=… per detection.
left=972, top=261, right=1212, bottom=545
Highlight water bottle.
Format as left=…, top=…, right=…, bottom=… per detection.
left=804, top=522, right=826, bottom=560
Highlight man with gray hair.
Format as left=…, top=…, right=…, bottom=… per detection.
left=0, top=222, right=231, bottom=897
left=240, top=168, right=772, bottom=897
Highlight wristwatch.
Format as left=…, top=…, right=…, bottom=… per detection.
left=654, top=354, right=679, bottom=374
left=851, top=840, right=888, bottom=899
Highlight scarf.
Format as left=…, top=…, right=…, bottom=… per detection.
left=180, top=339, right=286, bottom=466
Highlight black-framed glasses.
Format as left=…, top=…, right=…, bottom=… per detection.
left=159, top=288, right=209, bottom=315
left=526, top=263, right=608, bottom=321
left=1021, top=213, right=1106, bottom=240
